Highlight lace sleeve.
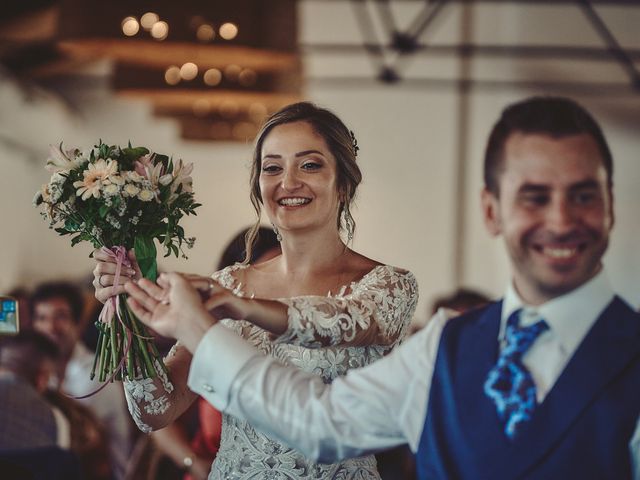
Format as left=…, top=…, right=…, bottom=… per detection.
left=274, top=266, right=418, bottom=348
left=123, top=342, right=198, bottom=433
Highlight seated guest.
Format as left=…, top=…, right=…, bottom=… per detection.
left=31, top=281, right=131, bottom=480
left=410, top=288, right=492, bottom=334
left=431, top=288, right=491, bottom=315
left=0, top=331, right=70, bottom=450
left=44, top=388, right=112, bottom=480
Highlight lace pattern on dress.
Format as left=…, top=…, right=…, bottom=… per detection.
left=123, top=354, right=176, bottom=433
left=276, top=265, right=417, bottom=348
left=206, top=263, right=418, bottom=479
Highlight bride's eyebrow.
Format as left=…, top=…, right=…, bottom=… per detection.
left=295, top=150, right=324, bottom=158
left=262, top=150, right=325, bottom=160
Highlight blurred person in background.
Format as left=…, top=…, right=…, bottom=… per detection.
left=0, top=331, right=83, bottom=479
left=31, top=280, right=131, bottom=480
left=0, top=330, right=70, bottom=450
left=431, top=288, right=491, bottom=315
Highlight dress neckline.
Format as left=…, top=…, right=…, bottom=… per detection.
left=217, top=263, right=393, bottom=299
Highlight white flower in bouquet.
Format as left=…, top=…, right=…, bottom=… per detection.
left=46, top=143, right=87, bottom=173
left=73, top=158, right=118, bottom=200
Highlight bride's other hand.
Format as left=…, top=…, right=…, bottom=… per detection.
left=181, top=273, right=221, bottom=298
left=125, top=273, right=216, bottom=352
left=180, top=273, right=247, bottom=320
left=203, top=284, right=248, bottom=321
left=92, top=248, right=141, bottom=303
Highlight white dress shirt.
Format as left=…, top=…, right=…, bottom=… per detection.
left=188, top=270, right=640, bottom=477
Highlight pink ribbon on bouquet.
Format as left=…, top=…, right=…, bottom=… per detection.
left=73, top=246, right=135, bottom=399
left=98, top=246, right=130, bottom=324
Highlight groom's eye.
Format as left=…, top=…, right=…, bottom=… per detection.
left=520, top=192, right=549, bottom=207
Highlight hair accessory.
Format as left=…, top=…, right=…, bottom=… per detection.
left=349, top=130, right=359, bottom=157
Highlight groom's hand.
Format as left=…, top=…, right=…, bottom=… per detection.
left=126, top=273, right=217, bottom=352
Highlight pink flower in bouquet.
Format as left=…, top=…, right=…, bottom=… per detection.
left=169, top=158, right=194, bottom=203
left=135, top=154, right=165, bottom=185
left=73, top=158, right=118, bottom=200
left=135, top=154, right=170, bottom=200
left=134, top=153, right=154, bottom=177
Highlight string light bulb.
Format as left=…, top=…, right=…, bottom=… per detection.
left=140, top=12, right=159, bottom=30
left=121, top=17, right=140, bottom=37
left=203, top=68, right=222, bottom=86
left=196, top=24, right=215, bottom=42
left=238, top=69, right=257, bottom=87
left=180, top=62, right=198, bottom=81
left=164, top=66, right=181, bottom=85
left=151, top=21, right=169, bottom=40
left=219, top=22, right=238, bottom=40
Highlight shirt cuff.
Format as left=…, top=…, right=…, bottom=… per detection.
left=187, top=322, right=259, bottom=410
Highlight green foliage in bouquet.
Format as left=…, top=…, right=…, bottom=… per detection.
left=34, top=141, right=201, bottom=383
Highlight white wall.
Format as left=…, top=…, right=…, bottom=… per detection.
left=1, top=1, right=639, bottom=325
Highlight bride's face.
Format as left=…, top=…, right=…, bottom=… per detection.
left=259, top=121, right=341, bottom=236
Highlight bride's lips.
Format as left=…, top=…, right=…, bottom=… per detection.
left=277, top=196, right=312, bottom=208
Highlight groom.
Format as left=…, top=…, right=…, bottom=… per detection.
left=145, top=97, right=640, bottom=479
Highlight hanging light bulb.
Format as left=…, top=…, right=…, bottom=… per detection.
left=180, top=62, right=199, bottom=81
left=164, top=66, right=181, bottom=85
left=196, top=24, right=215, bottom=42
left=121, top=17, right=140, bottom=37
left=203, top=68, right=222, bottom=86
left=151, top=21, right=169, bottom=40
left=140, top=12, right=159, bottom=31
left=219, top=22, right=238, bottom=40
left=238, top=69, right=257, bottom=87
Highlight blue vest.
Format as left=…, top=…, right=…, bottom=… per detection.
left=415, top=297, right=640, bottom=480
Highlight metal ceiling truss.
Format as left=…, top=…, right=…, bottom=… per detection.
left=302, top=0, right=640, bottom=94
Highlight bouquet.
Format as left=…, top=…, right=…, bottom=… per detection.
left=34, top=141, right=201, bottom=384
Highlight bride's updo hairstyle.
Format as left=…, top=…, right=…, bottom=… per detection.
left=244, top=102, right=362, bottom=263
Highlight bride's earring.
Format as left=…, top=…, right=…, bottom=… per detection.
left=271, top=223, right=282, bottom=242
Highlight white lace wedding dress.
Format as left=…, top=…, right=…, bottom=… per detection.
left=124, top=264, right=418, bottom=479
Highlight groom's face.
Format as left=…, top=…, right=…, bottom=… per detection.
left=482, top=132, right=614, bottom=305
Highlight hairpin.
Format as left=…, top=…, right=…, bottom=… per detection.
left=349, top=130, right=359, bottom=157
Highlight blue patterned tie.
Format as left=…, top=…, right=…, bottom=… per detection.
left=484, top=309, right=549, bottom=439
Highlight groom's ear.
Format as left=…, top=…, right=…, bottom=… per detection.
left=481, top=187, right=502, bottom=237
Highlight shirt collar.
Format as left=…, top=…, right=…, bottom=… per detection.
left=501, top=269, right=615, bottom=356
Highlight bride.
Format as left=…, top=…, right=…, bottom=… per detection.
left=93, top=102, right=418, bottom=479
